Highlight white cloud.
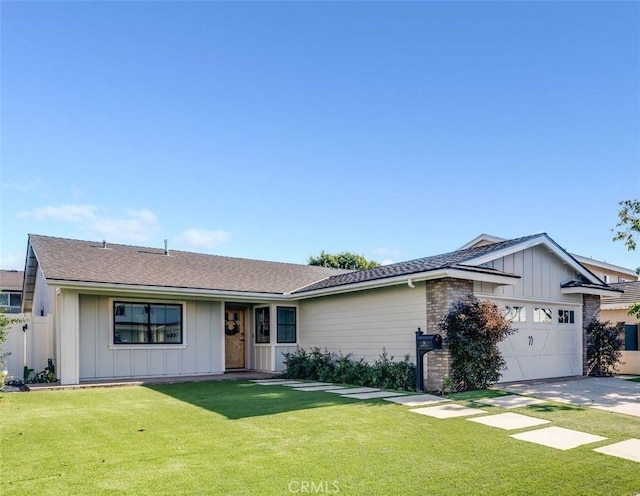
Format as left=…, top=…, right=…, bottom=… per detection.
left=2, top=177, right=44, bottom=192
left=92, top=209, right=160, bottom=243
left=20, top=204, right=97, bottom=223
left=18, top=204, right=160, bottom=244
left=179, top=228, right=231, bottom=249
left=380, top=259, right=395, bottom=266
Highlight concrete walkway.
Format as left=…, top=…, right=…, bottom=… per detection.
left=502, top=376, right=640, bottom=418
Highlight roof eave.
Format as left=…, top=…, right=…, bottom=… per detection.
left=560, top=286, right=623, bottom=297
left=49, top=279, right=291, bottom=301
left=293, top=268, right=519, bottom=300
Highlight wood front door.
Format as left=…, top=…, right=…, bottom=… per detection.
left=225, top=307, right=246, bottom=369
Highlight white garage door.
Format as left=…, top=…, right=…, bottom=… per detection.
left=495, top=301, right=582, bottom=383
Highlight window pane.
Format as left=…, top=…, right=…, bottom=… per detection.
left=0, top=294, right=9, bottom=306
left=624, top=324, right=639, bottom=351
left=558, top=309, right=575, bottom=324
left=114, top=302, right=182, bottom=344
left=505, top=306, right=526, bottom=322
left=255, top=307, right=270, bottom=344
left=534, top=308, right=552, bottom=323
left=277, top=307, right=296, bottom=343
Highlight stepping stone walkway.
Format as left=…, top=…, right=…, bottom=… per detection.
left=384, top=394, right=450, bottom=406
left=410, top=404, right=486, bottom=419
left=326, top=387, right=381, bottom=395
left=250, top=380, right=640, bottom=463
left=294, top=385, right=348, bottom=392
left=510, top=426, right=607, bottom=451
left=255, top=380, right=302, bottom=386
left=468, top=412, right=550, bottom=430
left=286, top=382, right=331, bottom=388
left=593, top=439, right=640, bottom=463
left=250, top=379, right=290, bottom=383
left=475, top=395, right=546, bottom=409
left=341, top=391, right=406, bottom=400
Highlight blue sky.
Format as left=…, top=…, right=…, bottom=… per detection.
left=1, top=1, right=639, bottom=271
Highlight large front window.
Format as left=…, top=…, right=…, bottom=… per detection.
left=113, top=302, right=183, bottom=344
left=277, top=307, right=297, bottom=343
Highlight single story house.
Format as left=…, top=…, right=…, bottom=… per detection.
left=19, top=232, right=621, bottom=388
left=601, top=281, right=640, bottom=375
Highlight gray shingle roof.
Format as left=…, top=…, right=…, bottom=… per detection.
left=292, top=234, right=543, bottom=293
left=0, top=270, right=24, bottom=292
left=603, top=281, right=640, bottom=305
left=29, top=235, right=345, bottom=295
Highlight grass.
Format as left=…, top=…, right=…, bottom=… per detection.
left=1, top=382, right=640, bottom=496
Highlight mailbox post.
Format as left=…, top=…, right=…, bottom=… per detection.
left=415, top=328, right=443, bottom=392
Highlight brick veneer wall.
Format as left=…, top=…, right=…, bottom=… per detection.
left=424, top=278, right=474, bottom=390
left=582, top=294, right=601, bottom=375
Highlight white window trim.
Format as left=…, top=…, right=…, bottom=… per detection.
left=108, top=297, right=187, bottom=350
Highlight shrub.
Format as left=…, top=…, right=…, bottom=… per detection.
left=586, top=319, right=624, bottom=377
left=439, top=296, right=515, bottom=392
left=282, top=347, right=416, bottom=392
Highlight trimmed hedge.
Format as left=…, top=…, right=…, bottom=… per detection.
left=282, top=347, right=416, bottom=392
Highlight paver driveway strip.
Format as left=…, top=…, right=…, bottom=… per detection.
left=502, top=377, right=640, bottom=418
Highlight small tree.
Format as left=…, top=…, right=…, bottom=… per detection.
left=308, top=251, right=380, bottom=270
left=612, top=199, right=640, bottom=251
left=439, top=296, right=515, bottom=391
left=586, top=319, right=624, bottom=377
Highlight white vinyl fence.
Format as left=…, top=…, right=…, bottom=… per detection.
left=2, top=314, right=54, bottom=380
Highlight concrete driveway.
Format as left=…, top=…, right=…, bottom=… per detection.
left=503, top=376, right=640, bottom=418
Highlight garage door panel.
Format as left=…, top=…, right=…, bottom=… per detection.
left=533, top=354, right=578, bottom=378
left=500, top=356, right=527, bottom=383
left=493, top=300, right=581, bottom=383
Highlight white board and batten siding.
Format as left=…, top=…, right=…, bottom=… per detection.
left=253, top=345, right=298, bottom=373
left=298, top=283, right=426, bottom=363
left=474, top=245, right=583, bottom=383
left=79, top=295, right=223, bottom=380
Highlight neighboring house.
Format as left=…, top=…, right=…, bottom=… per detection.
left=0, top=270, right=24, bottom=313
left=571, top=255, right=638, bottom=284
left=21, top=233, right=620, bottom=387
left=601, top=281, right=640, bottom=375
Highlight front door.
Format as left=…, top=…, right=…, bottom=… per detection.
left=225, top=306, right=246, bottom=369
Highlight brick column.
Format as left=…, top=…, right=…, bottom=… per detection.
left=424, top=278, right=473, bottom=391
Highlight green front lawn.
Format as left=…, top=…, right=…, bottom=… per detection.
left=1, top=382, right=639, bottom=495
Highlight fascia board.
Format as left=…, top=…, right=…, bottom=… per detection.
left=49, top=280, right=289, bottom=301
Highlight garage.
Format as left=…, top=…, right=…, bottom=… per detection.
left=496, top=301, right=582, bottom=383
